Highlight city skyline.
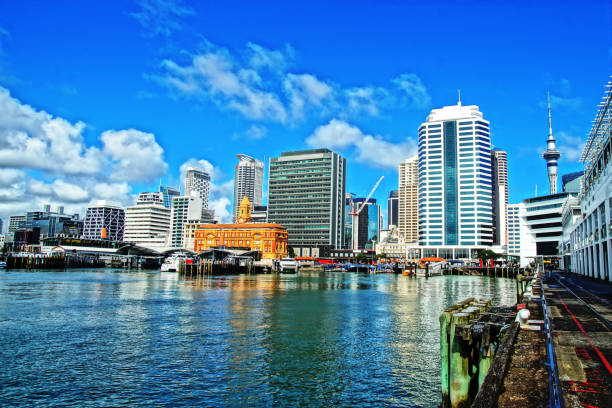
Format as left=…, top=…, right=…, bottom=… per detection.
left=0, top=1, right=610, bottom=226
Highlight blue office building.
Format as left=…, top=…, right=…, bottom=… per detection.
left=417, top=101, right=494, bottom=258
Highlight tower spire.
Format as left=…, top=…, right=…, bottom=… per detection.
left=547, top=91, right=553, bottom=140
left=458, top=89, right=461, bottom=106
left=542, top=91, right=561, bottom=194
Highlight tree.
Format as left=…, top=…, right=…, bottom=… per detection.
left=476, top=249, right=499, bottom=261
left=287, top=247, right=295, bottom=258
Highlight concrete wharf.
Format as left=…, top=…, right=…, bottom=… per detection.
left=544, top=272, right=612, bottom=408
left=442, top=268, right=612, bottom=407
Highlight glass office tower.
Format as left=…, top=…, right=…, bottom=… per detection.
left=418, top=102, right=493, bottom=247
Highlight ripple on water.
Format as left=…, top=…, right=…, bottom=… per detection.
left=0, top=269, right=516, bottom=407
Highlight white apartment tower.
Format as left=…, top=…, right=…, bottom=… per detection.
left=398, top=156, right=419, bottom=243
left=233, top=154, right=264, bottom=222
left=83, top=201, right=125, bottom=241
left=123, top=192, right=171, bottom=250
left=418, top=101, right=493, bottom=247
left=184, top=167, right=211, bottom=208
left=492, top=149, right=508, bottom=246
left=170, top=193, right=203, bottom=248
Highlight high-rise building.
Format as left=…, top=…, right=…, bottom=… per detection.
left=124, top=192, right=171, bottom=250
left=507, top=204, right=521, bottom=257
left=268, top=148, right=346, bottom=256
left=8, top=215, right=25, bottom=233
left=170, top=193, right=203, bottom=248
left=159, top=186, right=180, bottom=209
left=344, top=194, right=354, bottom=249
left=233, top=154, right=264, bottom=222
left=562, top=171, right=584, bottom=193
left=351, top=198, right=380, bottom=249
left=568, top=77, right=612, bottom=281
left=398, top=156, right=418, bottom=243
left=542, top=94, right=561, bottom=195
left=83, top=201, right=125, bottom=241
left=251, top=205, right=268, bottom=223
left=137, top=192, right=164, bottom=205
left=491, top=149, right=508, bottom=246
left=24, top=205, right=82, bottom=239
left=184, top=167, right=211, bottom=208
left=418, top=101, right=493, bottom=249
left=387, top=190, right=399, bottom=228
left=0, top=218, right=3, bottom=234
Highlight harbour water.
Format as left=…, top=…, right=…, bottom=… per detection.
left=0, top=269, right=517, bottom=407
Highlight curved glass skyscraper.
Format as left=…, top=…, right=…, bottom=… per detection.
left=418, top=102, right=493, bottom=247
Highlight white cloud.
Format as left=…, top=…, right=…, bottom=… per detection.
left=0, top=88, right=103, bottom=176
left=247, top=125, right=267, bottom=139
left=0, top=168, right=24, bottom=187
left=306, top=119, right=416, bottom=169
left=392, top=73, right=431, bottom=109
left=283, top=73, right=335, bottom=119
left=50, top=180, right=89, bottom=203
left=102, top=129, right=167, bottom=182
left=557, top=131, right=585, bottom=163
left=152, top=38, right=430, bottom=123
left=345, top=86, right=389, bottom=116
left=547, top=95, right=582, bottom=110
left=209, top=197, right=231, bottom=222
left=246, top=42, right=294, bottom=73
left=131, top=0, right=194, bottom=37
left=0, top=86, right=171, bottom=222
left=157, top=51, right=288, bottom=122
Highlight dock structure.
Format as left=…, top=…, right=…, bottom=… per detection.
left=439, top=297, right=516, bottom=407
left=448, top=264, right=612, bottom=408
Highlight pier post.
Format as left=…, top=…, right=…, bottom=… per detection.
left=450, top=312, right=471, bottom=408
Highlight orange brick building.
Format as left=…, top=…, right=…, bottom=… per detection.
left=193, top=197, right=288, bottom=259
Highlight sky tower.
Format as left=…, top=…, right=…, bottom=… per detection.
left=542, top=93, right=561, bottom=194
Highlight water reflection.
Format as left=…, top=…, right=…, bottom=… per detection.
left=0, top=269, right=516, bottom=407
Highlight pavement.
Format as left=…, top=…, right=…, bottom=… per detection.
left=544, top=271, right=612, bottom=408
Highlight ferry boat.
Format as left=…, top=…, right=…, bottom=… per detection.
left=160, top=254, right=186, bottom=272
left=0, top=260, right=6, bottom=269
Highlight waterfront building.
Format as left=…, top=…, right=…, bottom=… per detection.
left=159, top=186, right=180, bottom=209
left=8, top=215, right=25, bottom=233
left=193, top=197, right=287, bottom=259
left=568, top=77, right=612, bottom=281
left=521, top=192, right=573, bottom=257
left=387, top=190, right=399, bottom=228
left=185, top=167, right=211, bottom=208
left=376, top=225, right=406, bottom=258
left=491, top=149, right=508, bottom=247
left=350, top=198, right=380, bottom=249
left=251, top=205, right=268, bottom=223
left=136, top=192, right=164, bottom=205
left=124, top=192, right=171, bottom=251
left=170, top=193, right=203, bottom=248
left=562, top=171, right=584, bottom=194
left=398, top=157, right=418, bottom=242
left=268, top=148, right=346, bottom=257
left=83, top=201, right=125, bottom=241
left=417, top=101, right=494, bottom=256
left=233, top=154, right=264, bottom=222
left=26, top=206, right=82, bottom=239
left=542, top=94, right=562, bottom=194
left=507, top=204, right=521, bottom=257
left=182, top=209, right=217, bottom=251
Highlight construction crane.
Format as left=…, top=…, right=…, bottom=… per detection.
left=348, top=176, right=384, bottom=216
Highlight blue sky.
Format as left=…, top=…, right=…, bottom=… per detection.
left=0, top=0, right=610, bottom=225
